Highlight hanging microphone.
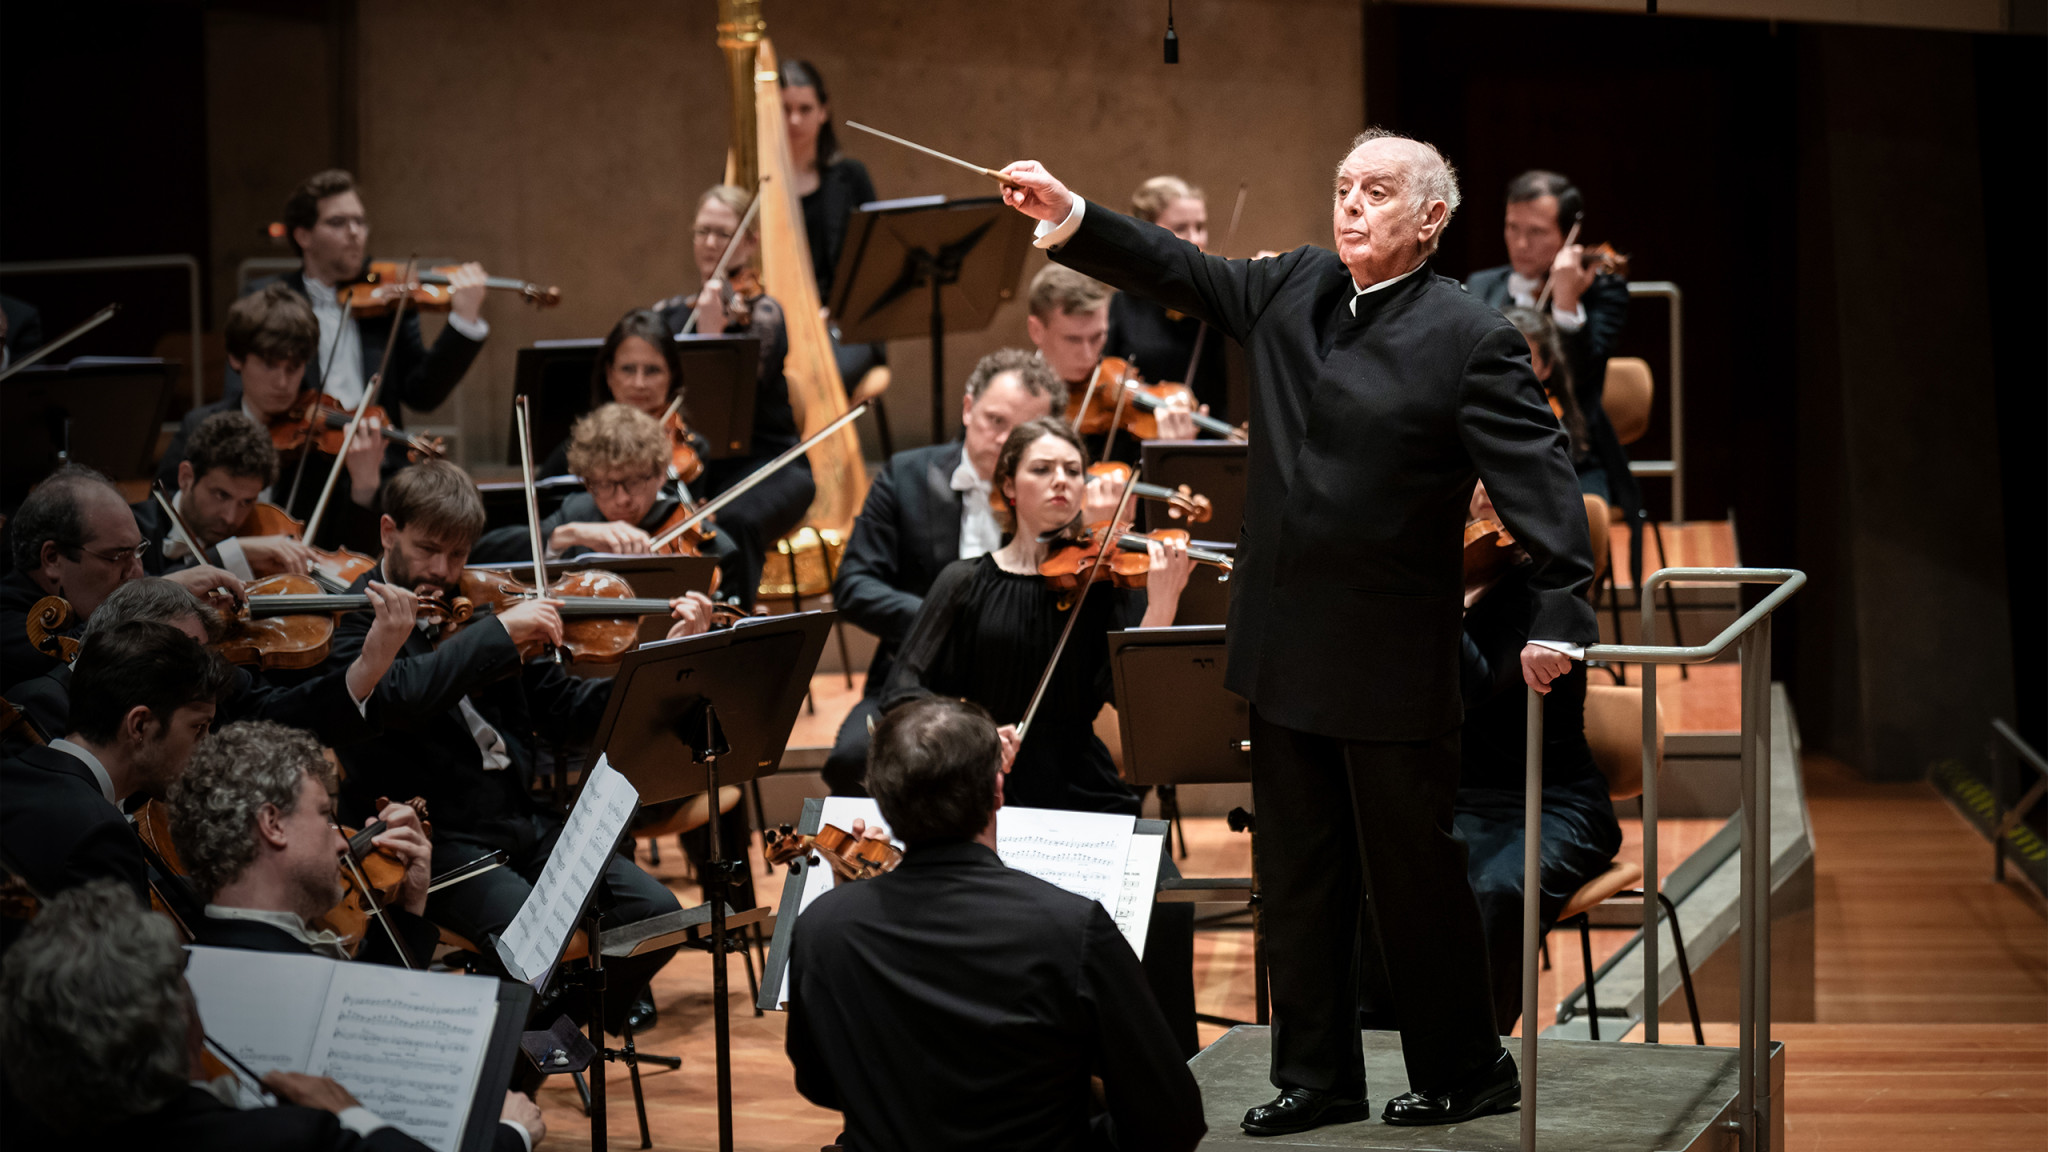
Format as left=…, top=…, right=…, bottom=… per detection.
left=1164, top=0, right=1179, bottom=63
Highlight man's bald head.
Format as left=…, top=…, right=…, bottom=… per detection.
left=1330, top=129, right=1462, bottom=288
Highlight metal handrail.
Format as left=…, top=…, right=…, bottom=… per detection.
left=0, top=255, right=205, bottom=408
left=1626, top=281, right=1684, bottom=521
left=1990, top=719, right=2047, bottom=883
left=1521, top=567, right=1804, bottom=1152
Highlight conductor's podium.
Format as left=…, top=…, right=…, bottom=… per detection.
left=1188, top=1027, right=1784, bottom=1151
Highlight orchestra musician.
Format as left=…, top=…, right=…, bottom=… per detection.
left=1501, top=306, right=1599, bottom=495
left=1106, top=176, right=1231, bottom=421
left=0, top=622, right=233, bottom=922
left=0, top=881, right=544, bottom=1152
left=779, top=57, right=888, bottom=391
left=317, top=460, right=704, bottom=1034
left=999, top=129, right=1598, bottom=1132
left=786, top=695, right=1206, bottom=1152
left=160, top=284, right=388, bottom=550
left=1025, top=264, right=1197, bottom=464
left=2, top=465, right=245, bottom=691
left=1465, top=170, right=1632, bottom=504
left=880, top=416, right=1200, bottom=1054
left=228, top=168, right=492, bottom=449
left=167, top=720, right=441, bottom=969
left=653, top=186, right=816, bottom=604
left=138, top=411, right=323, bottom=580
left=824, top=349, right=1092, bottom=796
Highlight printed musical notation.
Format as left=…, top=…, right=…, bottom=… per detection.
left=499, top=756, right=640, bottom=984
left=996, top=806, right=1135, bottom=914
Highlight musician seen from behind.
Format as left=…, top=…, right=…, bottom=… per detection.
left=1, top=464, right=245, bottom=690
left=1024, top=265, right=1196, bottom=464
left=162, top=284, right=389, bottom=551
left=786, top=695, right=1205, bottom=1152
left=229, top=168, right=491, bottom=450
left=168, top=719, right=441, bottom=968
left=1465, top=170, right=1632, bottom=505
left=317, top=460, right=706, bottom=1034
left=1000, top=129, right=1598, bottom=1133
left=824, top=348, right=1100, bottom=796
left=654, top=185, right=816, bottom=605
left=1107, top=176, right=1232, bottom=422
left=0, top=880, right=545, bottom=1152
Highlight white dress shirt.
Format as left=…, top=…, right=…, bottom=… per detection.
left=950, top=454, right=1004, bottom=560
left=1504, top=270, right=1586, bottom=333
left=302, top=275, right=489, bottom=409
left=47, top=738, right=116, bottom=807
left=202, top=905, right=352, bottom=959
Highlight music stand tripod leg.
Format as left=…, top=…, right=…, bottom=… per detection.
left=583, top=908, right=608, bottom=1150
left=690, top=705, right=738, bottom=1152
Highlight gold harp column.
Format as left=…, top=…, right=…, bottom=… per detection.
left=750, top=36, right=868, bottom=536
left=716, top=0, right=764, bottom=189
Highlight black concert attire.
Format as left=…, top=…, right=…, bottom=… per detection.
left=321, top=567, right=680, bottom=1032
left=4, top=660, right=376, bottom=761
left=653, top=289, right=815, bottom=609
left=190, top=904, right=443, bottom=971
left=804, top=156, right=890, bottom=389
left=469, top=489, right=730, bottom=570
left=787, top=839, right=1206, bottom=1152
left=882, top=554, right=1200, bottom=1055
left=0, top=1084, right=474, bottom=1152
left=1049, top=201, right=1598, bottom=1096
left=0, top=293, right=42, bottom=365
left=0, top=743, right=148, bottom=908
left=823, top=440, right=973, bottom=795
left=153, top=398, right=385, bottom=555
left=1108, top=292, right=1232, bottom=423
left=0, top=567, right=66, bottom=691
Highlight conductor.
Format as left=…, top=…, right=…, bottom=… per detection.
left=999, top=130, right=1598, bottom=1134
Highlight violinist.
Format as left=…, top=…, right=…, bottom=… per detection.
left=880, top=416, right=1200, bottom=1054
left=161, top=285, right=388, bottom=548
left=654, top=185, right=815, bottom=604
left=0, top=622, right=233, bottom=934
left=1105, top=176, right=1231, bottom=421
left=1024, top=265, right=1197, bottom=464
left=825, top=349, right=1092, bottom=795
left=1, top=464, right=246, bottom=691
left=1501, top=306, right=1602, bottom=499
left=1000, top=132, right=1598, bottom=1132
left=138, top=411, right=321, bottom=580
left=167, top=720, right=439, bottom=968
left=228, top=168, right=490, bottom=440
left=317, top=461, right=699, bottom=1035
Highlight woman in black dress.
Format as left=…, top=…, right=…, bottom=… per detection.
left=778, top=58, right=888, bottom=393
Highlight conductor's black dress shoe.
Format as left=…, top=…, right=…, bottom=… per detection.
left=1241, top=1088, right=1374, bottom=1136
left=1382, top=1049, right=1520, bottom=1126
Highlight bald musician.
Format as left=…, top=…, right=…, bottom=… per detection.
left=1001, top=130, right=1598, bottom=1134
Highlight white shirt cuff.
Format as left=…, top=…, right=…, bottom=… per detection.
left=501, top=1119, right=535, bottom=1152
left=336, top=1106, right=389, bottom=1136
left=1032, top=199, right=1086, bottom=250
left=1550, top=304, right=1586, bottom=333
left=446, top=311, right=491, bottom=342
left=213, top=536, right=256, bottom=582
left=1530, top=639, right=1585, bottom=661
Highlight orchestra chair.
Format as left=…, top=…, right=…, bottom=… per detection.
left=848, top=364, right=894, bottom=457
left=1548, top=682, right=1704, bottom=1044
left=1581, top=493, right=1623, bottom=685
left=1600, top=357, right=1687, bottom=674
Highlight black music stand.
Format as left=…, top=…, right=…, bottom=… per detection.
left=586, top=612, right=834, bottom=1152
left=478, top=475, right=585, bottom=529
left=1107, top=624, right=1268, bottom=1025
left=829, top=195, right=1035, bottom=443
left=0, top=358, right=175, bottom=504
left=509, top=334, right=759, bottom=467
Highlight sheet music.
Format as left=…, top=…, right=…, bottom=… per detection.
left=995, top=806, right=1135, bottom=915
left=184, top=946, right=333, bottom=1074
left=307, top=965, right=499, bottom=1152
left=1114, top=831, right=1166, bottom=959
left=498, top=755, right=639, bottom=983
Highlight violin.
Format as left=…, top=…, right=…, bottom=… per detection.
left=1087, top=461, right=1211, bottom=524
left=436, top=567, right=686, bottom=663
left=25, top=596, right=79, bottom=664
left=215, top=573, right=452, bottom=670
left=1067, top=356, right=1247, bottom=442
left=1038, top=522, right=1234, bottom=591
left=337, top=260, right=561, bottom=318
left=762, top=822, right=902, bottom=882
left=1462, top=516, right=1525, bottom=608
left=309, top=795, right=432, bottom=964
left=662, top=406, right=707, bottom=485
left=1577, top=242, right=1630, bottom=277
left=270, top=389, right=444, bottom=463
left=231, top=500, right=380, bottom=594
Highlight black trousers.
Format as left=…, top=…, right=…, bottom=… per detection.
left=1457, top=803, right=1617, bottom=1035
left=1250, top=706, right=1501, bottom=1093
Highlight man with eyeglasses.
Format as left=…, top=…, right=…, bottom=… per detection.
left=226, top=169, right=493, bottom=466
left=2, top=465, right=247, bottom=691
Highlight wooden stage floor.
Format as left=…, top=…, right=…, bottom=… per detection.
left=529, top=749, right=2047, bottom=1151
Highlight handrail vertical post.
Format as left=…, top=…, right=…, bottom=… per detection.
left=1753, top=617, right=1774, bottom=1150
left=1641, top=573, right=1661, bottom=1045
left=1666, top=287, right=1684, bottom=522
left=1520, top=685, right=1543, bottom=1152
left=1735, top=628, right=1759, bottom=1151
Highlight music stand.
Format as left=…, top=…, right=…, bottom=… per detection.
left=477, top=475, right=585, bottom=530
left=1107, top=624, right=1268, bottom=1024
left=1141, top=439, right=1249, bottom=540
left=828, top=195, right=1036, bottom=443
left=587, top=612, right=834, bottom=1152
left=509, top=334, right=759, bottom=467
left=0, top=358, right=175, bottom=504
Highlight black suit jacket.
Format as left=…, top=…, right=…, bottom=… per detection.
left=1054, top=204, right=1597, bottom=741
left=156, top=398, right=387, bottom=554
left=0, top=1084, right=445, bottom=1152
left=190, top=906, right=443, bottom=970
left=323, top=570, right=609, bottom=850
left=132, top=492, right=216, bottom=577
left=829, top=441, right=967, bottom=696
left=787, top=841, right=1204, bottom=1152
left=0, top=744, right=147, bottom=906
left=0, top=567, right=67, bottom=692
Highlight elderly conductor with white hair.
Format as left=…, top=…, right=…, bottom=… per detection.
left=999, top=130, right=1597, bottom=1135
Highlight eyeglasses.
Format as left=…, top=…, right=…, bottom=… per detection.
left=692, top=227, right=736, bottom=244
left=586, top=474, right=661, bottom=498
left=73, top=539, right=150, bottom=566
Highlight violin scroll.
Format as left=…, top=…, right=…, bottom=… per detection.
left=26, top=597, right=80, bottom=664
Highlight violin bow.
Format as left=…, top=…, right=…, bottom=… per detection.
left=151, top=482, right=211, bottom=564
left=513, top=394, right=562, bottom=665
left=338, top=837, right=418, bottom=970
left=1096, top=361, right=1139, bottom=464
left=0, top=302, right=118, bottom=383
left=1014, top=466, right=1142, bottom=744
left=680, top=186, right=765, bottom=336
left=1534, top=214, right=1584, bottom=312
left=304, top=257, right=416, bottom=544
left=648, top=402, right=870, bottom=553
left=1180, top=182, right=1250, bottom=391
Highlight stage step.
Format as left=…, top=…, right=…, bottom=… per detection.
left=1189, top=1026, right=1782, bottom=1151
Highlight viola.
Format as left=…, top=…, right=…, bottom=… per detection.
left=214, top=573, right=451, bottom=670
left=309, top=795, right=432, bottom=964
left=1038, top=522, right=1234, bottom=591
left=270, top=390, right=444, bottom=463
left=436, top=567, right=685, bottom=663
left=25, top=596, right=79, bottom=664
left=1087, top=462, right=1211, bottom=524
left=1067, top=356, right=1246, bottom=442
left=1462, top=516, right=1525, bottom=608
left=337, top=260, right=561, bottom=318
left=762, top=822, right=902, bottom=882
